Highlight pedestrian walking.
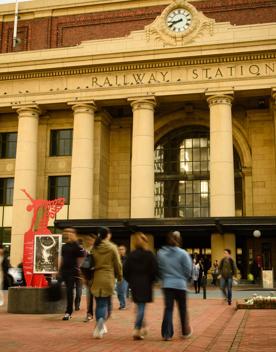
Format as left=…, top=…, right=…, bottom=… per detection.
left=192, top=259, right=200, bottom=293
left=59, top=227, right=86, bottom=320
left=123, top=232, right=158, bottom=340
left=81, top=234, right=97, bottom=322
left=157, top=230, right=193, bottom=341
left=0, top=244, right=4, bottom=306
left=211, top=260, right=219, bottom=286
left=116, top=245, right=128, bottom=310
left=91, top=227, right=122, bottom=339
left=218, top=249, right=238, bottom=305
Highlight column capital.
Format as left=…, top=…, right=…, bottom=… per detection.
left=206, top=93, right=233, bottom=107
left=13, top=104, right=41, bottom=119
left=68, top=101, right=97, bottom=114
left=128, top=96, right=156, bottom=111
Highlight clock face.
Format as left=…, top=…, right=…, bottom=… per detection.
left=166, top=8, right=192, bottom=32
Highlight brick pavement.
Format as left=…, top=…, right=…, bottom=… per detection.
left=0, top=291, right=276, bottom=352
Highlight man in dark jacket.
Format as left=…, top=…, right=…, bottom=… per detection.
left=218, top=249, right=237, bottom=305
left=59, top=227, right=85, bottom=320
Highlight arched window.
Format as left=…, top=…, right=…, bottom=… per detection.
left=154, top=127, right=243, bottom=218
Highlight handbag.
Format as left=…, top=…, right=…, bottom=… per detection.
left=80, top=253, right=95, bottom=281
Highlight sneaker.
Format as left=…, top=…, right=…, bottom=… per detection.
left=119, top=306, right=127, bottom=310
left=93, top=318, right=105, bottom=339
left=103, top=324, right=108, bottom=334
left=228, top=300, right=232, bottom=305
left=62, top=313, right=71, bottom=321
left=141, top=327, right=148, bottom=337
left=182, top=327, right=193, bottom=339
left=163, top=336, right=172, bottom=341
left=133, top=329, right=144, bottom=340
left=84, top=314, right=93, bottom=322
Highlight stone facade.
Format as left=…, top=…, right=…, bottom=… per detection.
left=0, top=0, right=275, bottom=276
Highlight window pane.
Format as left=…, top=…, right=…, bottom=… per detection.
left=193, top=162, right=200, bottom=172
left=5, top=178, right=14, bottom=205
left=193, top=181, right=200, bottom=193
left=193, top=148, right=200, bottom=161
left=48, top=176, right=70, bottom=204
left=0, top=132, right=17, bottom=158
left=0, top=178, right=14, bottom=205
left=50, top=129, right=72, bottom=156
left=201, top=148, right=208, bottom=161
left=185, top=139, right=192, bottom=148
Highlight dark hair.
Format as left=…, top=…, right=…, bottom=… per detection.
left=166, top=230, right=182, bottom=247
left=132, top=232, right=149, bottom=250
left=224, top=248, right=231, bottom=254
left=94, top=227, right=111, bottom=247
left=88, top=233, right=97, bottom=239
left=63, top=227, right=77, bottom=234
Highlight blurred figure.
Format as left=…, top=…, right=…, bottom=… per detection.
left=81, top=234, right=97, bottom=322
left=124, top=232, right=158, bottom=340
left=59, top=227, right=85, bottom=320
left=218, top=249, right=237, bottom=305
left=211, top=260, right=219, bottom=286
left=192, top=259, right=200, bottom=293
left=157, top=231, right=193, bottom=341
left=116, top=245, right=128, bottom=310
left=91, top=227, right=122, bottom=339
left=0, top=244, right=4, bottom=306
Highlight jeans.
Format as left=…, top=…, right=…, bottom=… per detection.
left=161, top=288, right=189, bottom=338
left=220, top=277, right=233, bottom=302
left=62, top=275, right=82, bottom=315
left=86, top=286, right=94, bottom=315
left=95, top=296, right=111, bottom=321
left=116, top=279, right=128, bottom=308
left=135, top=302, right=146, bottom=329
left=74, top=278, right=82, bottom=310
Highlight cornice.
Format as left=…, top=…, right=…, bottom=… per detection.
left=0, top=50, right=275, bottom=82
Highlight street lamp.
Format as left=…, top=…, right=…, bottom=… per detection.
left=253, top=230, right=261, bottom=238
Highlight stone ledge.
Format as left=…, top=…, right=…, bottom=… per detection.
left=8, top=287, right=66, bottom=314
left=236, top=299, right=276, bottom=309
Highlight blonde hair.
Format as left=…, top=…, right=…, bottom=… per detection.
left=132, top=232, right=149, bottom=250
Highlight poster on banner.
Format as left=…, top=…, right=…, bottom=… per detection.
left=33, top=234, right=62, bottom=274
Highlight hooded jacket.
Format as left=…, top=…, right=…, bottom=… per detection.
left=91, top=240, right=122, bottom=297
left=157, top=246, right=192, bottom=291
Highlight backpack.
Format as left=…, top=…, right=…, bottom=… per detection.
left=80, top=253, right=95, bottom=281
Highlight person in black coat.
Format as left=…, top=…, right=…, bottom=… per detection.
left=123, top=232, right=158, bottom=340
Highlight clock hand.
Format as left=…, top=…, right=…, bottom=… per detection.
left=168, top=18, right=183, bottom=27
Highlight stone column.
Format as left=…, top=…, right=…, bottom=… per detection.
left=207, top=93, right=236, bottom=262
left=69, top=102, right=96, bottom=219
left=272, top=90, right=276, bottom=169
left=129, top=97, right=156, bottom=218
left=10, top=105, right=40, bottom=265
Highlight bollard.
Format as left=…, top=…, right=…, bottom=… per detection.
left=202, top=275, right=207, bottom=299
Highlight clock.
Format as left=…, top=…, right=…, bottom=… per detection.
left=166, top=8, right=192, bottom=33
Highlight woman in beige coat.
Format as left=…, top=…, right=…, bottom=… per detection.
left=91, top=227, right=122, bottom=339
